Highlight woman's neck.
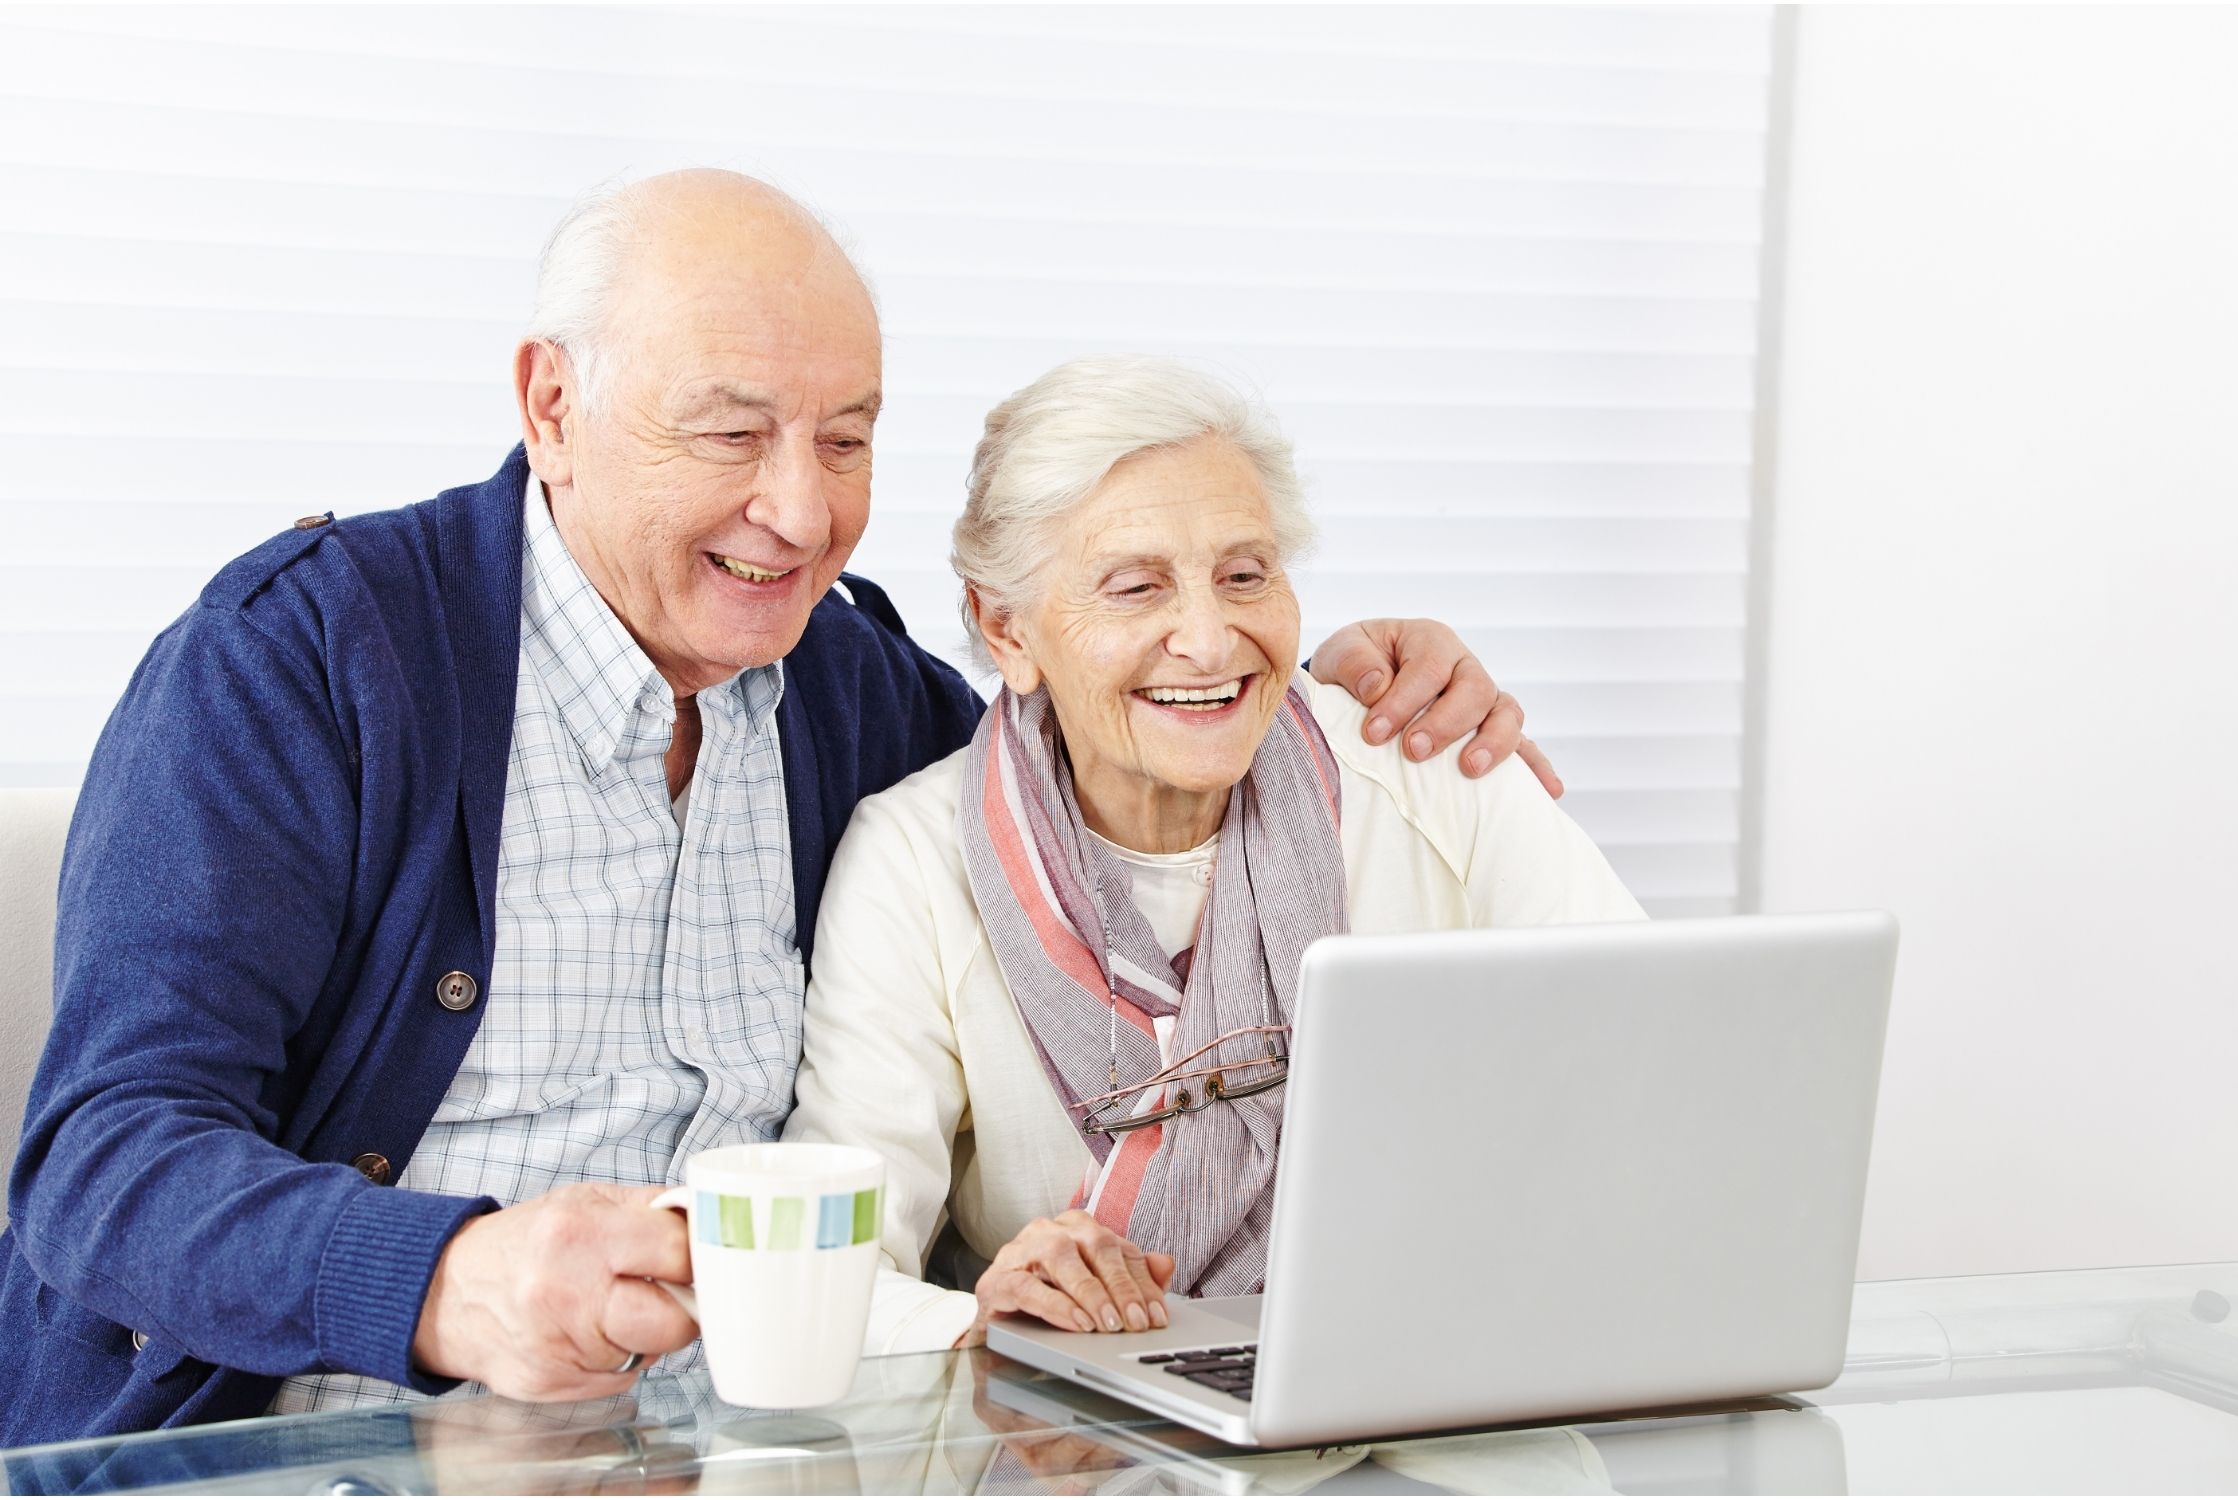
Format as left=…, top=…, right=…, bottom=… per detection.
left=1071, top=770, right=1226, bottom=855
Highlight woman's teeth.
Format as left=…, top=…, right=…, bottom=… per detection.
left=1140, top=680, right=1243, bottom=709
left=714, top=554, right=792, bottom=583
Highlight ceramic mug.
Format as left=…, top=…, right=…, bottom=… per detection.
left=653, top=1142, right=885, bottom=1409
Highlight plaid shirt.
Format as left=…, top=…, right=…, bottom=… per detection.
left=275, top=478, right=798, bottom=1411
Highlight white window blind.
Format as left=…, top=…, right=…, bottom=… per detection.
left=0, top=4, right=1781, bottom=917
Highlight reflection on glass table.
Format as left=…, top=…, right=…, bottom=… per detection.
left=3, top=1263, right=2233, bottom=1495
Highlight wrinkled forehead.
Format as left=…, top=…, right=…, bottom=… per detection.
left=1063, top=443, right=1278, bottom=565
left=651, top=311, right=881, bottom=428
left=612, top=226, right=882, bottom=402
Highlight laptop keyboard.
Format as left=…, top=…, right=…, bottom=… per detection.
left=1138, top=1344, right=1258, bottom=1403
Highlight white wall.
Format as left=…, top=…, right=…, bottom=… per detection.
left=0, top=6, right=1779, bottom=914
left=1762, top=7, right=2238, bottom=1279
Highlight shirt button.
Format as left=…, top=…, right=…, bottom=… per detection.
left=131, top=1330, right=149, bottom=1352
left=351, top=1152, right=393, bottom=1186
left=293, top=514, right=331, bottom=531
left=435, top=971, right=479, bottom=1011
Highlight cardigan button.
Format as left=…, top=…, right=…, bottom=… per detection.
left=435, top=971, right=479, bottom=1011
left=131, top=1330, right=148, bottom=1352
left=351, top=1152, right=393, bottom=1186
left=293, top=514, right=331, bottom=531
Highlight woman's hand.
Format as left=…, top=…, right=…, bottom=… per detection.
left=967, top=1211, right=1175, bottom=1344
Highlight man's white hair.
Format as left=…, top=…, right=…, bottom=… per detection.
left=952, top=355, right=1315, bottom=666
left=524, top=171, right=877, bottom=416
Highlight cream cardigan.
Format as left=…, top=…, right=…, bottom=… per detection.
left=784, top=682, right=1646, bottom=1354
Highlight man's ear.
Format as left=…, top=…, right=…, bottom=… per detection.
left=515, top=339, right=576, bottom=489
left=968, top=585, right=1043, bottom=696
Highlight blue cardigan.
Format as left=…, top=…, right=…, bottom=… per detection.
left=0, top=448, right=983, bottom=1447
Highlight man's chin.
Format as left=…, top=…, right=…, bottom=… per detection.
left=669, top=615, right=816, bottom=690
left=717, top=622, right=812, bottom=674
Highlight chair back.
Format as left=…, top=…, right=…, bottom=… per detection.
left=0, top=789, right=75, bottom=1210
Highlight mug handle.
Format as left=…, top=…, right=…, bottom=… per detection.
left=650, top=1185, right=699, bottom=1321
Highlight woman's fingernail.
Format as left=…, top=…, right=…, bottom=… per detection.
left=1408, top=731, right=1432, bottom=759
left=1466, top=750, right=1492, bottom=775
left=1150, top=1302, right=1169, bottom=1328
left=1367, top=716, right=1391, bottom=742
left=1359, top=671, right=1386, bottom=700
left=1125, top=1303, right=1147, bottom=1331
left=1075, top=1310, right=1097, bottom=1333
left=1102, top=1306, right=1123, bottom=1332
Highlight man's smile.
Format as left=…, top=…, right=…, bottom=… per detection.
left=708, top=551, right=798, bottom=585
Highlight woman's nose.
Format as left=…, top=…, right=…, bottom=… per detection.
left=1162, top=585, right=1234, bottom=666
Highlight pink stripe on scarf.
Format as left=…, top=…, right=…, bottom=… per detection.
left=1089, top=1117, right=1163, bottom=1230
left=978, top=712, right=1120, bottom=1008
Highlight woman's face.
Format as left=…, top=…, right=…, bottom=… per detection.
left=985, top=437, right=1302, bottom=838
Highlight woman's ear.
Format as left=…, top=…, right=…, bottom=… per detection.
left=968, top=585, right=1043, bottom=696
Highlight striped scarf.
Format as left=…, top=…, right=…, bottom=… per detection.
left=957, top=674, right=1347, bottom=1295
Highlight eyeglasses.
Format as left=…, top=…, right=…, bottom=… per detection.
left=1079, top=867, right=1292, bottom=1137
left=1079, top=1023, right=1290, bottom=1136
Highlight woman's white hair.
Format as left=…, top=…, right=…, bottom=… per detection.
left=953, top=355, right=1314, bottom=665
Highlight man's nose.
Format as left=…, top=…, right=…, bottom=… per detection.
left=742, top=433, right=832, bottom=552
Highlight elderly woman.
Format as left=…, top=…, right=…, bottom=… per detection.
left=784, top=356, right=1643, bottom=1355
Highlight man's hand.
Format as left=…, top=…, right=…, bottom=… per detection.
left=412, top=1183, right=699, bottom=1404
left=966, top=1211, right=1174, bottom=1347
left=1310, top=618, right=1563, bottom=796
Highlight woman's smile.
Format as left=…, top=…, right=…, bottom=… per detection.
left=1132, top=674, right=1253, bottom=718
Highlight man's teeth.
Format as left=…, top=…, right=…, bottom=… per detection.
left=714, top=555, right=792, bottom=583
left=1142, top=680, right=1243, bottom=706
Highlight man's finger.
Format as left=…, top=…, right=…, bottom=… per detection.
left=600, top=1197, right=694, bottom=1284
left=601, top=1277, right=701, bottom=1362
left=1401, top=662, right=1502, bottom=762
left=481, top=1355, right=639, bottom=1407
left=1455, top=692, right=1525, bottom=779
left=1516, top=736, right=1565, bottom=800
left=1368, top=650, right=1462, bottom=754
left=1304, top=623, right=1387, bottom=703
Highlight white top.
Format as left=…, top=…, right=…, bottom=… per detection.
left=783, top=681, right=1645, bottom=1354
left=1086, top=826, right=1218, bottom=958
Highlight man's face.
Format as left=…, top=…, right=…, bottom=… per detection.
left=549, top=237, right=882, bottom=694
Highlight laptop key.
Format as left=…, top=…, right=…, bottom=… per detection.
left=1165, top=1358, right=1251, bottom=1377
left=1135, top=1352, right=1181, bottom=1364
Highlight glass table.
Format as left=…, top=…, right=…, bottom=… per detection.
left=5, top=1263, right=2234, bottom=1494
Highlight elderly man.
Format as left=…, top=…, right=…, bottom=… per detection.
left=0, top=170, right=1547, bottom=1443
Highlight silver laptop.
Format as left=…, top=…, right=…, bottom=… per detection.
left=987, top=912, right=1898, bottom=1448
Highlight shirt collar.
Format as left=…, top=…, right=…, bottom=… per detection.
left=518, top=475, right=784, bottom=768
